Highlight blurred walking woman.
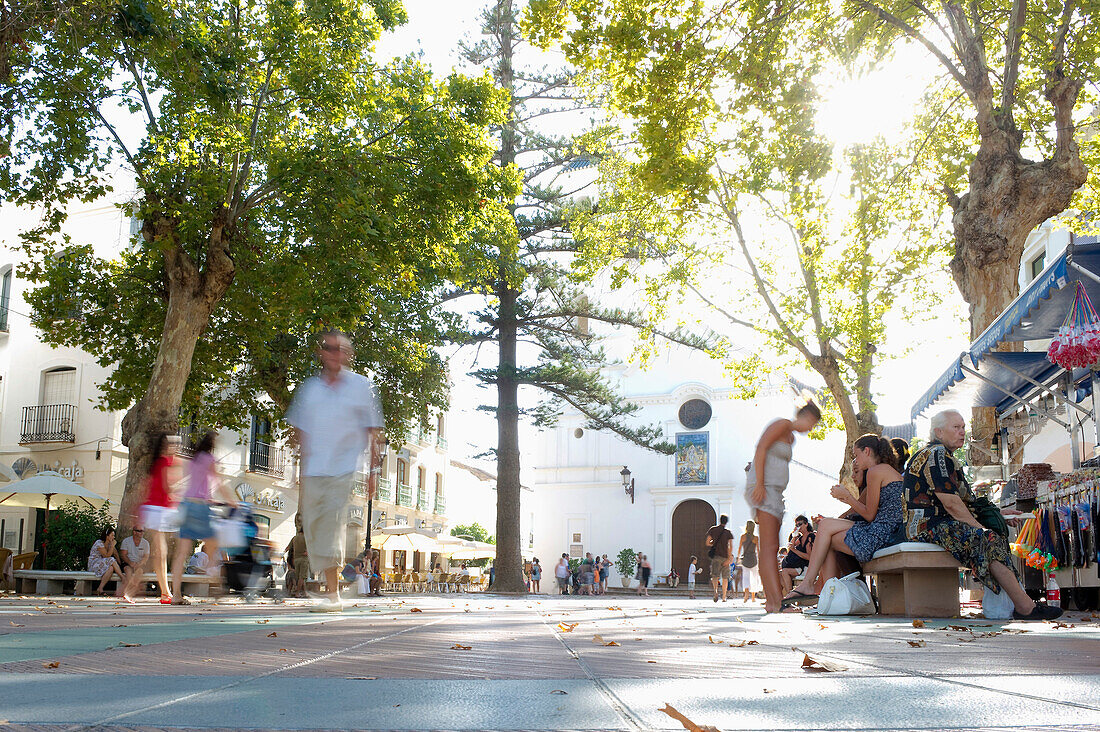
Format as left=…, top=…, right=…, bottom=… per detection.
left=137, top=433, right=179, bottom=604
left=744, top=400, right=821, bottom=613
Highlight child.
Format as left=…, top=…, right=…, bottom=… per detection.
left=687, top=555, right=700, bottom=599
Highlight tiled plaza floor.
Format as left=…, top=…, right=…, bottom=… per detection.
left=0, top=593, right=1098, bottom=731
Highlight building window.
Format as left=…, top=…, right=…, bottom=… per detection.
left=1030, top=252, right=1046, bottom=281
left=397, top=459, right=407, bottom=487
left=42, top=366, right=76, bottom=405
left=0, top=268, right=11, bottom=332
left=436, top=415, right=445, bottom=438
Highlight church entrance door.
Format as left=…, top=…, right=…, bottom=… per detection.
left=671, top=499, right=717, bottom=585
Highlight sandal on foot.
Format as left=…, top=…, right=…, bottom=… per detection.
left=159, top=595, right=172, bottom=605
left=781, top=589, right=819, bottom=608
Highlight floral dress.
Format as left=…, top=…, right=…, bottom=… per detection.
left=902, top=441, right=1018, bottom=592
left=87, top=540, right=118, bottom=578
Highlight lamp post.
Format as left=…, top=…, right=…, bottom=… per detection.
left=620, top=466, right=634, bottom=504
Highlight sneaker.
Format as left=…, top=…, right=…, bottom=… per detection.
left=1012, top=602, right=1063, bottom=621
left=309, top=599, right=343, bottom=613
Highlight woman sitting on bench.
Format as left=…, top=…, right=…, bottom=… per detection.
left=88, top=527, right=127, bottom=597
left=783, top=434, right=904, bottom=607
left=902, top=410, right=1061, bottom=621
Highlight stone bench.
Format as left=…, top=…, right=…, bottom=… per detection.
left=862, top=542, right=962, bottom=618
left=14, top=570, right=220, bottom=597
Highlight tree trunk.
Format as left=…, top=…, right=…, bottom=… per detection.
left=948, top=123, right=1086, bottom=461
left=117, top=214, right=236, bottom=534
left=494, top=281, right=524, bottom=592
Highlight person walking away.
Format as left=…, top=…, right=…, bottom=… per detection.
left=745, top=401, right=821, bottom=612
left=135, top=433, right=180, bottom=604
left=287, top=331, right=385, bottom=612
left=636, top=554, right=652, bottom=596
left=555, top=554, right=570, bottom=594
left=530, top=558, right=542, bottom=593
left=704, top=514, right=735, bottom=602
left=88, top=527, right=127, bottom=596
left=687, top=555, right=700, bottom=599
left=738, top=521, right=760, bottom=602
left=119, top=527, right=150, bottom=602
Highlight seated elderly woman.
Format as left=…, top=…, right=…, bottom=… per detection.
left=783, top=434, right=904, bottom=606
left=901, top=409, right=1061, bottom=620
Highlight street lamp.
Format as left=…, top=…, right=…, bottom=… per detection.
left=621, top=465, right=634, bottom=504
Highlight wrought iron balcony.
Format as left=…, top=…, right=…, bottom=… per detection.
left=247, top=440, right=286, bottom=478
left=396, top=483, right=412, bottom=507
left=436, top=435, right=448, bottom=450
left=416, top=486, right=428, bottom=510
left=434, top=493, right=446, bottom=515
left=176, top=428, right=197, bottom=459
left=20, top=404, right=76, bottom=443
left=377, top=477, right=392, bottom=502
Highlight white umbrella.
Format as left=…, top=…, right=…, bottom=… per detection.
left=447, top=540, right=496, bottom=560
left=0, top=471, right=106, bottom=566
left=0, top=471, right=104, bottom=509
left=0, top=462, right=16, bottom=483
left=369, top=526, right=441, bottom=554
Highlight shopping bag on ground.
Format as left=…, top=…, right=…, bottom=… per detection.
left=814, top=572, right=875, bottom=615
left=981, top=587, right=1014, bottom=619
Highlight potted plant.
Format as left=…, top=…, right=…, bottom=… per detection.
left=616, top=548, right=637, bottom=588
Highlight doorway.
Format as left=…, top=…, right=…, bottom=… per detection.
left=671, top=499, right=717, bottom=585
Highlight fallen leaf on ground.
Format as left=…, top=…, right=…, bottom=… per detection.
left=907, top=640, right=927, bottom=647
left=658, top=703, right=721, bottom=732
left=267, top=631, right=278, bottom=637
left=257, top=619, right=270, bottom=624
left=728, top=640, right=759, bottom=647
left=410, top=608, right=423, bottom=613
left=708, top=636, right=723, bottom=644
left=591, top=635, right=620, bottom=646
left=607, top=606, right=621, bottom=610
left=946, top=625, right=971, bottom=632
left=112, top=624, right=127, bottom=628
left=763, top=688, right=776, bottom=693
left=550, top=689, right=568, bottom=695
left=912, top=619, right=925, bottom=628
left=117, top=642, right=141, bottom=647
left=451, top=643, right=472, bottom=650
left=42, top=661, right=59, bottom=669
left=817, top=624, right=827, bottom=631
left=347, top=676, right=377, bottom=680
left=795, top=648, right=848, bottom=672
left=558, top=622, right=578, bottom=632
left=9, top=622, right=23, bottom=627
left=647, top=660, right=657, bottom=663
left=279, top=648, right=293, bottom=652
left=202, top=658, right=214, bottom=662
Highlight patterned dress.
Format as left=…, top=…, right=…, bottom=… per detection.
left=87, top=540, right=118, bottom=578
left=902, top=442, right=1019, bottom=593
left=843, top=479, right=904, bottom=563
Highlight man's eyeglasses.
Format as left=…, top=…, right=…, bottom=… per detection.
left=320, top=343, right=342, bottom=352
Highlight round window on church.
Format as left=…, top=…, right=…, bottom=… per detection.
left=678, top=399, right=712, bottom=430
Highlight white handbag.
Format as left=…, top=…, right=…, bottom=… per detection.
left=814, top=572, right=875, bottom=615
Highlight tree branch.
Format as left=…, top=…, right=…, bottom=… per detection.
left=850, top=0, right=969, bottom=89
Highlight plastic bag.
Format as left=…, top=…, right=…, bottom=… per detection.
left=214, top=517, right=247, bottom=552
left=982, top=587, right=1014, bottom=619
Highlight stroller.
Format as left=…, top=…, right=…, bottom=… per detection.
left=219, top=504, right=276, bottom=602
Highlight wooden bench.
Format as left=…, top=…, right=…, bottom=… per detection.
left=13, top=570, right=219, bottom=597
left=862, top=542, right=962, bottom=617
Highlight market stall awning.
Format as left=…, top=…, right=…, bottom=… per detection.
left=970, top=236, right=1100, bottom=363
left=911, top=351, right=1067, bottom=419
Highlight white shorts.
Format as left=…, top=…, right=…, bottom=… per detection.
left=140, top=504, right=179, bottom=533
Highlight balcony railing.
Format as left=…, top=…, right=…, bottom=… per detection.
left=248, top=440, right=286, bottom=478
left=396, top=483, right=412, bottom=507
left=355, top=476, right=393, bottom=502
left=20, top=404, right=76, bottom=443
left=176, top=428, right=197, bottom=459
left=434, top=493, right=445, bottom=515
left=436, top=435, right=448, bottom=450
left=416, top=486, right=428, bottom=510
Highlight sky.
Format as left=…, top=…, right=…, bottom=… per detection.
left=374, top=0, right=974, bottom=464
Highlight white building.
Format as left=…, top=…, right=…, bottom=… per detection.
left=0, top=198, right=474, bottom=572
left=528, top=332, right=846, bottom=587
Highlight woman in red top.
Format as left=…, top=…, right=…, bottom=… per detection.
left=137, top=433, right=179, bottom=604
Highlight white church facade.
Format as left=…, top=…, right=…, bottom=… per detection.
left=528, top=336, right=846, bottom=586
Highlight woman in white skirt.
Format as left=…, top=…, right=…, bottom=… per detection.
left=737, top=521, right=761, bottom=602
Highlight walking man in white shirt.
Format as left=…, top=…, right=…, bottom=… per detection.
left=287, top=331, right=385, bottom=612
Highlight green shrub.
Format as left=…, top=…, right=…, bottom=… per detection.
left=615, top=548, right=637, bottom=577
left=43, top=501, right=114, bottom=571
